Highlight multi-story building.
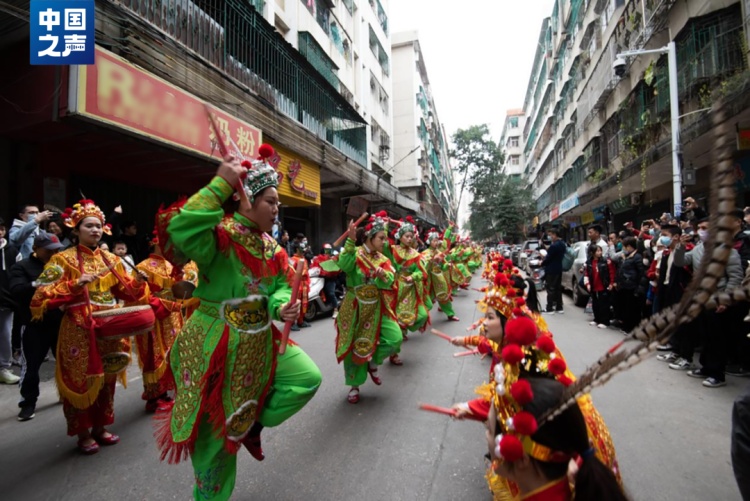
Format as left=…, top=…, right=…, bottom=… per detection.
left=523, top=0, right=750, bottom=238
left=391, top=31, right=456, bottom=227
left=499, top=109, right=526, bottom=180
left=0, top=0, right=419, bottom=246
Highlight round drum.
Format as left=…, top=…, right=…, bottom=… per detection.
left=92, top=305, right=155, bottom=340
left=171, top=280, right=196, bottom=300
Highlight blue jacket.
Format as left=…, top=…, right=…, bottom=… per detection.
left=9, top=218, right=39, bottom=259
left=543, top=240, right=566, bottom=275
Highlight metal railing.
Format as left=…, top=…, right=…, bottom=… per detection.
left=118, top=0, right=367, bottom=166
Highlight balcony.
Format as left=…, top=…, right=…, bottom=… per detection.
left=117, top=0, right=367, bottom=166
left=298, top=32, right=339, bottom=88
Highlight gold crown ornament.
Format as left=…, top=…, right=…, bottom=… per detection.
left=240, top=143, right=280, bottom=201
left=61, top=199, right=112, bottom=235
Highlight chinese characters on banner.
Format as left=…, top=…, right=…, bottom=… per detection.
left=30, top=0, right=95, bottom=65
left=70, top=46, right=262, bottom=160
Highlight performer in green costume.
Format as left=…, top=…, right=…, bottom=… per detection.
left=155, top=145, right=322, bottom=501
left=335, top=212, right=402, bottom=404
left=422, top=228, right=459, bottom=321
left=384, top=216, right=429, bottom=351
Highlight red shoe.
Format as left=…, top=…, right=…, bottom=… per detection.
left=77, top=439, right=99, bottom=455
left=448, top=316, right=460, bottom=322
left=389, top=354, right=403, bottom=366
left=347, top=387, right=360, bottom=404
left=93, top=432, right=120, bottom=446
left=402, top=332, right=409, bottom=342
left=242, top=435, right=265, bottom=461
left=367, top=366, right=382, bottom=385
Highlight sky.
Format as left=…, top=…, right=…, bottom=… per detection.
left=389, top=0, right=556, bottom=228
left=390, top=0, right=556, bottom=139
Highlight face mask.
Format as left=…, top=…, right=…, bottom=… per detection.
left=698, top=229, right=709, bottom=242
left=649, top=229, right=656, bottom=236
left=616, top=242, right=623, bottom=251
left=659, top=236, right=672, bottom=246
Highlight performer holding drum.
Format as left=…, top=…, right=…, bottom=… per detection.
left=30, top=199, right=150, bottom=454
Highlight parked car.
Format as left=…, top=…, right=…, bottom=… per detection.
left=561, top=241, right=590, bottom=307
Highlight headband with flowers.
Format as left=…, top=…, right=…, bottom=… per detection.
left=364, top=211, right=389, bottom=238
left=61, top=199, right=112, bottom=236
left=425, top=228, right=441, bottom=245
left=394, top=216, right=417, bottom=241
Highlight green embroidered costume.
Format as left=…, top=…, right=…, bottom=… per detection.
left=335, top=238, right=402, bottom=386
left=156, top=176, right=321, bottom=501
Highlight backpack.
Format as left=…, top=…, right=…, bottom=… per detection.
left=562, top=245, right=577, bottom=272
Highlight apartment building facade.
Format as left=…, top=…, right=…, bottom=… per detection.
left=499, top=109, right=526, bottom=180
left=391, top=31, right=457, bottom=227
left=523, top=0, right=750, bottom=237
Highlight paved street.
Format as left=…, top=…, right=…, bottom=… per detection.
left=0, top=278, right=744, bottom=501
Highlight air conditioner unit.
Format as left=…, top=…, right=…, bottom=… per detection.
left=630, top=192, right=642, bottom=206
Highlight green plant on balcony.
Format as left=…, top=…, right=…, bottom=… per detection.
left=588, top=167, right=607, bottom=183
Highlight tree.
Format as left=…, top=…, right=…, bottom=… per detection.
left=450, top=124, right=533, bottom=242
left=450, top=124, right=503, bottom=216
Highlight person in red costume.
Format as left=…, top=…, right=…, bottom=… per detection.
left=311, top=243, right=341, bottom=319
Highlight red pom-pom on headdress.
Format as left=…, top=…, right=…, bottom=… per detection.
left=548, top=357, right=567, bottom=375
left=515, top=297, right=526, bottom=307
left=258, top=143, right=275, bottom=159
left=536, top=335, right=556, bottom=354
left=376, top=210, right=388, bottom=218
left=499, top=435, right=524, bottom=462
left=502, top=344, right=524, bottom=364
left=510, top=379, right=534, bottom=405
left=512, top=411, right=538, bottom=435
left=503, top=259, right=513, bottom=268
left=557, top=375, right=573, bottom=387
left=505, top=316, right=537, bottom=346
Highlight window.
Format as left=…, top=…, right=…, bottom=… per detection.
left=509, top=117, right=519, bottom=128
left=508, top=136, right=519, bottom=148
left=510, top=155, right=520, bottom=165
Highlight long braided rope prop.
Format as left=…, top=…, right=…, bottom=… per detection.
left=540, top=98, right=739, bottom=424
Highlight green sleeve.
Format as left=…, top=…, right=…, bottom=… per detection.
left=375, top=268, right=394, bottom=289
left=382, top=240, right=396, bottom=267
left=444, top=226, right=455, bottom=243
left=168, top=176, right=234, bottom=266
left=268, top=269, right=292, bottom=321
left=338, top=238, right=357, bottom=274
left=410, top=264, right=423, bottom=283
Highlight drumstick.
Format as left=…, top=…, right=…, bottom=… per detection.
left=333, top=212, right=369, bottom=248
left=279, top=260, right=305, bottom=355
left=204, top=104, right=251, bottom=207
left=453, top=348, right=480, bottom=358
left=430, top=328, right=452, bottom=342
left=418, top=403, right=457, bottom=417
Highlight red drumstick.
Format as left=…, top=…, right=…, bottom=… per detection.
left=430, top=328, right=452, bottom=342
left=418, top=403, right=457, bottom=417
left=333, top=212, right=369, bottom=248
left=453, top=348, right=480, bottom=358
left=204, top=104, right=251, bottom=207
left=279, top=260, right=305, bottom=355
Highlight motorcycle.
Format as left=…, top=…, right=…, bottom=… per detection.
left=305, top=266, right=345, bottom=321
left=525, top=249, right=546, bottom=291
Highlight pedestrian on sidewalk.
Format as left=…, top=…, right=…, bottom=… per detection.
left=154, top=147, right=321, bottom=500
left=289, top=241, right=311, bottom=331
left=0, top=218, right=21, bottom=384
left=541, top=228, right=565, bottom=314
left=584, top=244, right=616, bottom=329
left=11, top=231, right=65, bottom=420
left=613, top=236, right=648, bottom=333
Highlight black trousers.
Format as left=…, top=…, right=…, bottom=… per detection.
left=617, top=289, right=643, bottom=332
left=19, top=313, right=62, bottom=408
left=700, top=304, right=747, bottom=381
left=591, top=291, right=611, bottom=325
left=733, top=385, right=750, bottom=500
left=545, top=273, right=563, bottom=311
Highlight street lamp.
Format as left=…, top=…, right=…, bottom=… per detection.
left=616, top=41, right=682, bottom=217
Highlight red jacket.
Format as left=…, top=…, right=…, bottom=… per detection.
left=311, top=254, right=340, bottom=278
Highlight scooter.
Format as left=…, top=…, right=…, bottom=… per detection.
left=525, top=249, right=546, bottom=291
left=305, top=267, right=345, bottom=321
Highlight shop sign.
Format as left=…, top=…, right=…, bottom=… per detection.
left=268, top=142, right=321, bottom=206
left=550, top=205, right=560, bottom=221
left=581, top=211, right=595, bottom=224
left=539, top=212, right=550, bottom=224
left=610, top=197, right=632, bottom=214
left=593, top=205, right=607, bottom=222
left=559, top=193, right=579, bottom=214
left=68, top=45, right=262, bottom=160
left=564, top=215, right=581, bottom=224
